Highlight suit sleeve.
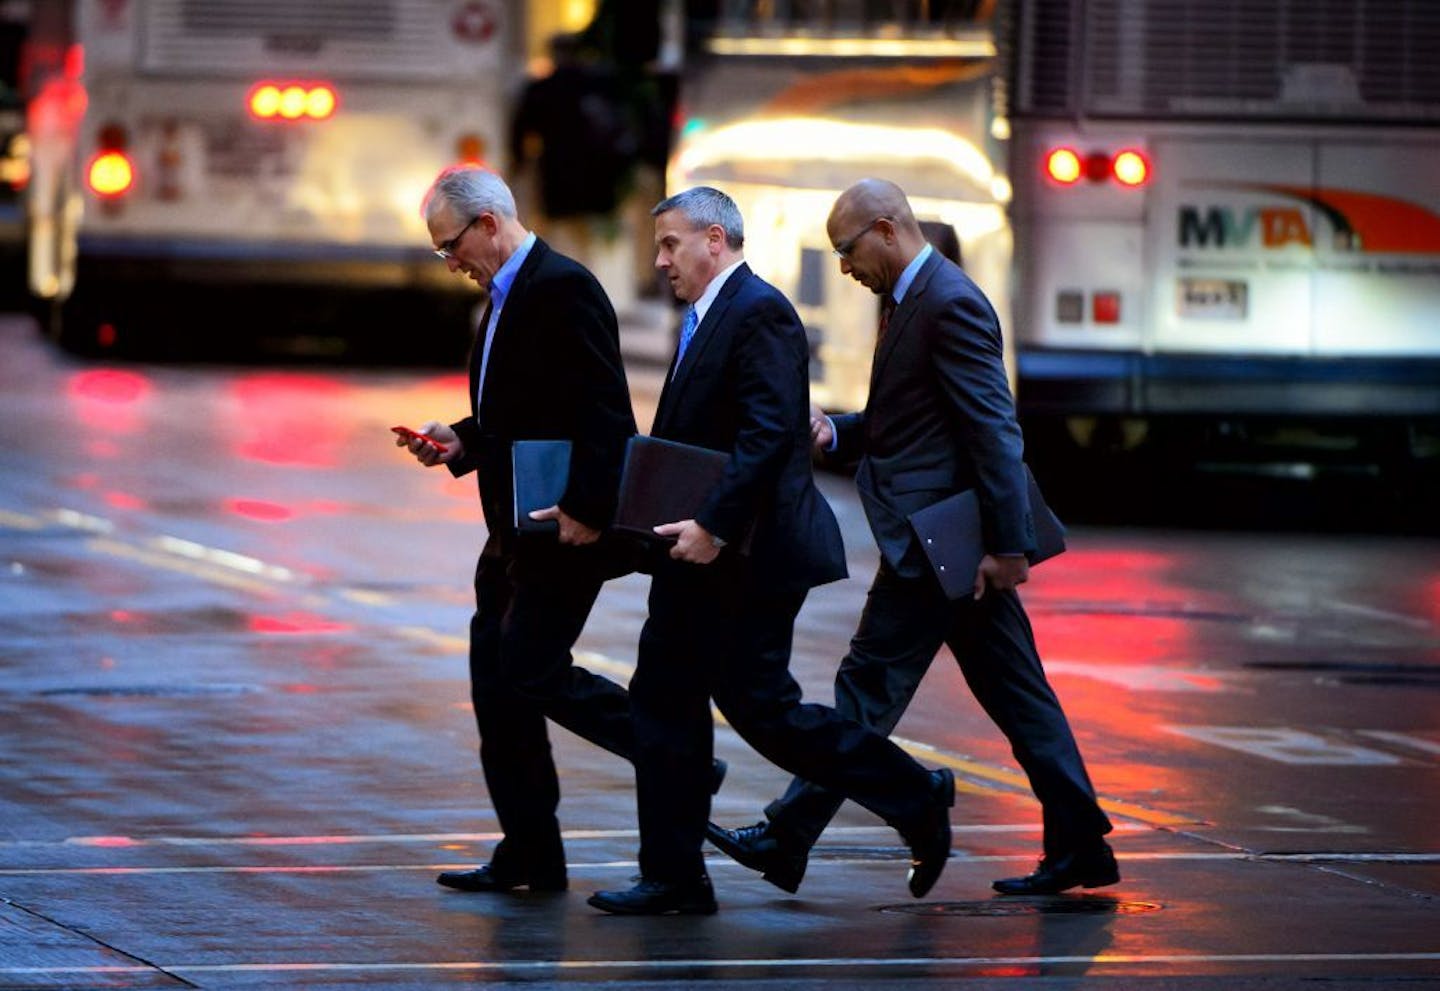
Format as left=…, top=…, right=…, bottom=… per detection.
left=826, top=411, right=867, bottom=465
left=927, top=288, right=1033, bottom=555
left=546, top=270, right=636, bottom=529
left=695, top=291, right=806, bottom=542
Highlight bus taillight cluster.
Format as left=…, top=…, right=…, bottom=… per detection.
left=247, top=82, right=338, bottom=121
left=87, top=124, right=134, bottom=199
left=1045, top=147, right=1150, bottom=187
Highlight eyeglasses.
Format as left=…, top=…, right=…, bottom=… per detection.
left=832, top=216, right=890, bottom=259
left=434, top=215, right=480, bottom=259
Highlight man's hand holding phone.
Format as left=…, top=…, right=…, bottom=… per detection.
left=392, top=422, right=460, bottom=467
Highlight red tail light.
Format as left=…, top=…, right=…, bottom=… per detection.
left=1045, top=147, right=1082, bottom=185
left=1112, top=149, right=1150, bottom=187
left=87, top=150, right=134, bottom=197
left=248, top=82, right=338, bottom=121
left=1046, top=146, right=1152, bottom=188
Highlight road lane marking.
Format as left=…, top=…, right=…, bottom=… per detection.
left=1358, top=730, right=1440, bottom=757
left=1166, top=726, right=1403, bottom=765
left=1045, top=660, right=1229, bottom=693
left=5, top=850, right=1436, bottom=877
left=0, top=507, right=46, bottom=530
left=892, top=736, right=1197, bottom=828
left=9, top=822, right=1149, bottom=851
left=4, top=951, right=1439, bottom=978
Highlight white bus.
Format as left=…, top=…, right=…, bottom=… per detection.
left=24, top=0, right=516, bottom=360
left=1002, top=0, right=1440, bottom=470
left=665, top=4, right=1010, bottom=414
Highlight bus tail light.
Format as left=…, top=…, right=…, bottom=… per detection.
left=1046, top=145, right=1151, bottom=188
left=88, top=152, right=134, bottom=197
left=1045, top=147, right=1082, bottom=184
left=1112, top=149, right=1150, bottom=186
left=88, top=122, right=134, bottom=198
left=248, top=82, right=338, bottom=121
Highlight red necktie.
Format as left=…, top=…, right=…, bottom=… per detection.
left=876, top=295, right=896, bottom=349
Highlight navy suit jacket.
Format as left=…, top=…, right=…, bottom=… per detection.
left=447, top=238, right=636, bottom=552
left=831, top=250, right=1034, bottom=579
left=652, top=263, right=846, bottom=590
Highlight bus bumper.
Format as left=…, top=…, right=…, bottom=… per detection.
left=1016, top=350, right=1440, bottom=418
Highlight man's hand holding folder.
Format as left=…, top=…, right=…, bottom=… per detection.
left=512, top=439, right=602, bottom=546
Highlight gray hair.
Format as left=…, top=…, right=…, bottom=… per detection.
left=652, top=186, right=744, bottom=250
left=423, top=165, right=517, bottom=224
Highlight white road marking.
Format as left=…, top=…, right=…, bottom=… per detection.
left=3, top=952, right=1439, bottom=978
left=1165, top=726, right=1403, bottom=765
left=2, top=850, right=1436, bottom=877
left=1357, top=730, right=1440, bottom=757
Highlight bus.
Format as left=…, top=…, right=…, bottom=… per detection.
left=1002, top=0, right=1440, bottom=474
left=23, top=0, right=518, bottom=361
left=667, top=3, right=1010, bottom=413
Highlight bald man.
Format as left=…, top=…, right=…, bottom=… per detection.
left=708, top=179, right=1118, bottom=896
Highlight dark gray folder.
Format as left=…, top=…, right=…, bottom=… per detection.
left=613, top=435, right=737, bottom=547
left=907, top=466, right=1066, bottom=599
left=512, top=439, right=571, bottom=534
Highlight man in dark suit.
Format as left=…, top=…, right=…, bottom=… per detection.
left=586, top=186, right=955, bottom=916
left=396, top=165, right=640, bottom=895
left=707, top=179, right=1119, bottom=896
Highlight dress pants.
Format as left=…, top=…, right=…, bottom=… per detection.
left=628, top=556, right=938, bottom=883
left=765, top=561, right=1112, bottom=858
left=469, top=539, right=634, bottom=873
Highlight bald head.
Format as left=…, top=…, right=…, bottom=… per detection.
left=832, top=179, right=919, bottom=235
left=828, top=179, right=929, bottom=295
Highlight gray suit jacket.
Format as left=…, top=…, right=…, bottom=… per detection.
left=830, top=250, right=1035, bottom=579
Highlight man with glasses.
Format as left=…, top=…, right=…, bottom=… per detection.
left=707, top=178, right=1119, bottom=897
left=395, top=165, right=642, bottom=895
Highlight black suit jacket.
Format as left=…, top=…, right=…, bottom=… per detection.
left=447, top=238, right=636, bottom=552
left=652, top=263, right=846, bottom=589
left=831, top=250, right=1034, bottom=579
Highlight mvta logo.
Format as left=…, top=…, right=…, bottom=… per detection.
left=1178, top=205, right=1313, bottom=249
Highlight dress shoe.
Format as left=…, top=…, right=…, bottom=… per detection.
left=992, top=841, right=1119, bottom=895
left=711, top=758, right=728, bottom=795
left=896, top=767, right=955, bottom=898
left=587, top=876, right=718, bottom=915
left=436, top=863, right=567, bottom=893
left=704, top=821, right=807, bottom=893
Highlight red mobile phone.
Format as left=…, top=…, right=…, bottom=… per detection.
left=391, top=425, right=448, bottom=453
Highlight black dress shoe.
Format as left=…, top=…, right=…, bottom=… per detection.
left=992, top=841, right=1119, bottom=895
left=587, top=876, right=718, bottom=915
left=436, top=863, right=568, bottom=893
left=704, top=821, right=807, bottom=893
left=897, top=768, right=955, bottom=898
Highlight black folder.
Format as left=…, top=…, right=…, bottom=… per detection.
left=512, top=439, right=571, bottom=534
left=906, top=466, right=1066, bottom=600
left=613, top=435, right=736, bottom=546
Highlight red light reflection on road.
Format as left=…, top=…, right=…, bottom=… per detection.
left=102, top=491, right=146, bottom=511
left=223, top=498, right=296, bottom=522
left=229, top=374, right=351, bottom=467
left=66, top=368, right=153, bottom=434
left=75, top=836, right=139, bottom=848
left=248, top=612, right=351, bottom=635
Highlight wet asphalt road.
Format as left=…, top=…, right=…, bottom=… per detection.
left=1, top=315, right=1437, bottom=990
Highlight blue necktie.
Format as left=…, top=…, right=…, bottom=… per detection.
left=675, top=305, right=699, bottom=372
